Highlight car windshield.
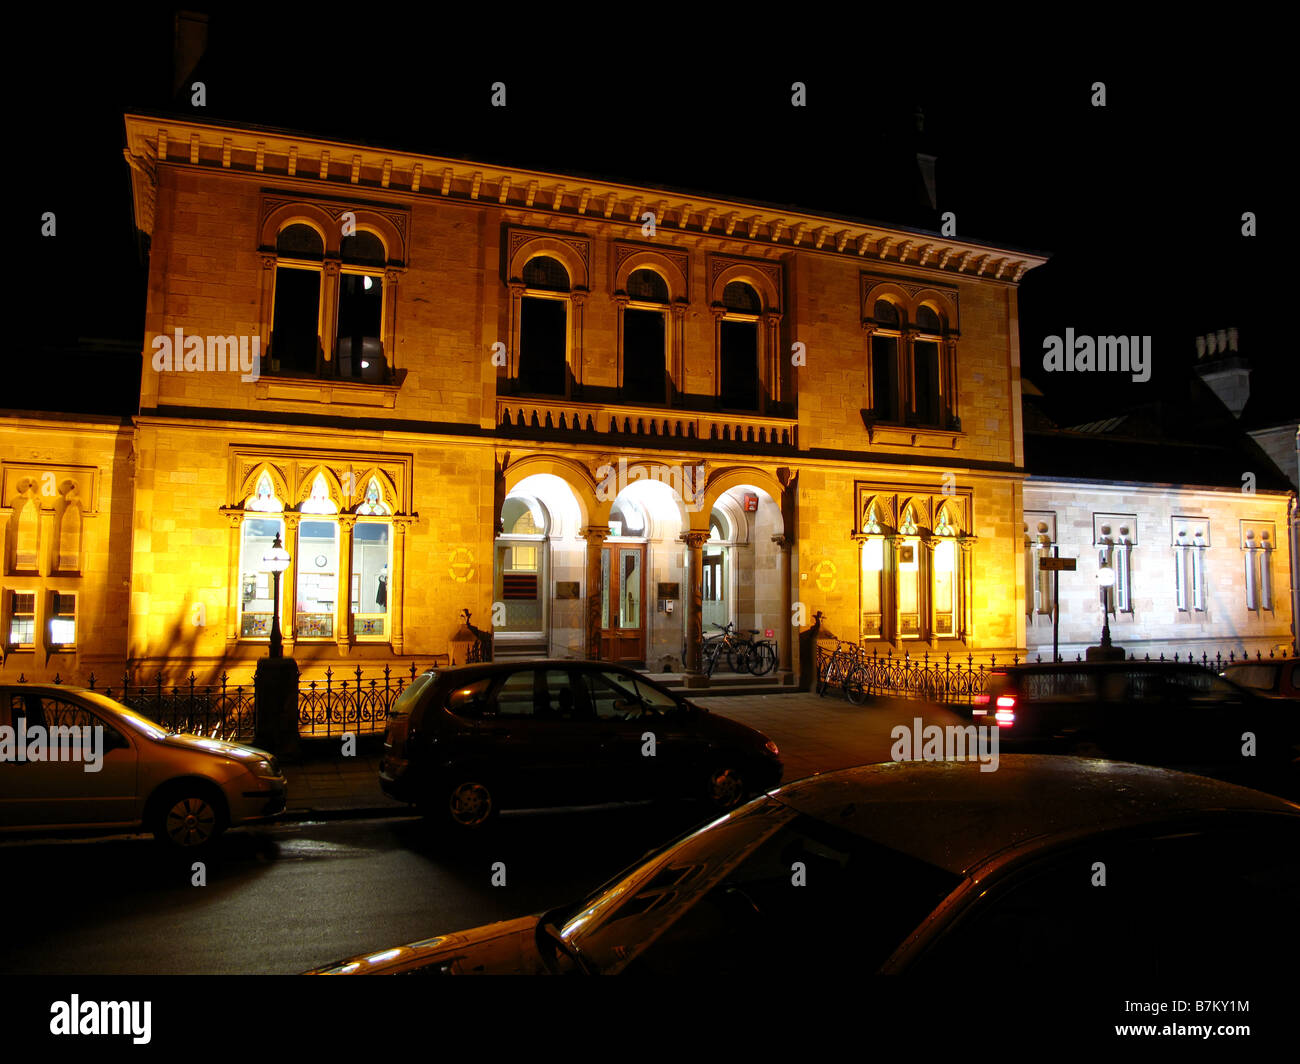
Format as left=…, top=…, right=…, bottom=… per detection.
left=73, top=690, right=170, bottom=740
left=560, top=798, right=960, bottom=974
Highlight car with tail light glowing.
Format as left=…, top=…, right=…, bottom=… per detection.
left=308, top=756, right=1300, bottom=976
left=976, top=661, right=1298, bottom=784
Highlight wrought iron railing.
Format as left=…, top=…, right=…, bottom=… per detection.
left=33, top=664, right=439, bottom=741
left=813, top=643, right=1291, bottom=705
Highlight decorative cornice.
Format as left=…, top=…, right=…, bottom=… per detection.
left=122, top=113, right=1049, bottom=284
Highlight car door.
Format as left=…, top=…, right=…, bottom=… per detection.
left=578, top=667, right=662, bottom=800
left=0, top=691, right=139, bottom=828
left=477, top=668, right=600, bottom=808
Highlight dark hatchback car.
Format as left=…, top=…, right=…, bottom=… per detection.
left=1222, top=657, right=1300, bottom=700
left=979, top=660, right=1299, bottom=781
left=379, top=660, right=783, bottom=829
left=313, top=757, right=1300, bottom=975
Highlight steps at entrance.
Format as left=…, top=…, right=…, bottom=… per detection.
left=640, top=670, right=793, bottom=697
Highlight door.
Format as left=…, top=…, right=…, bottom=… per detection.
left=600, top=544, right=646, bottom=664
left=0, top=691, right=139, bottom=828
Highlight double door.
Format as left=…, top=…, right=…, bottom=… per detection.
left=600, top=544, right=645, bottom=664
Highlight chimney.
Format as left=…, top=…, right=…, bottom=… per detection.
left=914, top=106, right=937, bottom=212
left=173, top=11, right=210, bottom=101
left=1194, top=327, right=1251, bottom=418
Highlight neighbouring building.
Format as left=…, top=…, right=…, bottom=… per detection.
left=0, top=112, right=1050, bottom=687
left=1021, top=359, right=1297, bottom=662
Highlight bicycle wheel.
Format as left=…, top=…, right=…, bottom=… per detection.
left=748, top=642, right=776, bottom=676
left=844, top=664, right=869, bottom=704
left=702, top=641, right=720, bottom=677
left=817, top=653, right=840, bottom=696
left=726, top=642, right=751, bottom=673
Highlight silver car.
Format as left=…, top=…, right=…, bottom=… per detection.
left=0, top=683, right=287, bottom=847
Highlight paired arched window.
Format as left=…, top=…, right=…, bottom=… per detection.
left=264, top=203, right=403, bottom=383
left=865, top=286, right=957, bottom=429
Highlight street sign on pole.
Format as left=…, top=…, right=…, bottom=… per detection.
left=1038, top=557, right=1077, bottom=571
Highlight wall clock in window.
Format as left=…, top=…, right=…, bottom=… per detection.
left=314, top=554, right=328, bottom=568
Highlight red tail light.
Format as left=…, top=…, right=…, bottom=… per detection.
left=994, top=695, right=1016, bottom=726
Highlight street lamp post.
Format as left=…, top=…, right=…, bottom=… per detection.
left=1086, top=563, right=1125, bottom=661
left=254, top=530, right=299, bottom=757
left=262, top=532, right=291, bottom=658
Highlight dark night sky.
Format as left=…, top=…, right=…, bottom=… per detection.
left=16, top=8, right=1289, bottom=427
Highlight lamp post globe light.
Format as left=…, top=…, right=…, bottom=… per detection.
left=262, top=532, right=291, bottom=659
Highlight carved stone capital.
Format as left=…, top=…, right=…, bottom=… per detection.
left=680, top=531, right=710, bottom=550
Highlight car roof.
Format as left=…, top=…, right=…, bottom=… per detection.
left=767, top=755, right=1299, bottom=876
left=996, top=660, right=1217, bottom=672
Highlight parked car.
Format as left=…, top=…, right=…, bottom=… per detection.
left=379, top=660, right=783, bottom=829
left=309, top=756, right=1300, bottom=975
left=979, top=660, right=1299, bottom=781
left=0, top=683, right=287, bottom=847
left=1221, top=657, right=1300, bottom=700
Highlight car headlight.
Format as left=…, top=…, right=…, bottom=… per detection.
left=249, top=757, right=281, bottom=780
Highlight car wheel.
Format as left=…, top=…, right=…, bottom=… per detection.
left=151, top=786, right=227, bottom=848
left=706, top=766, right=747, bottom=810
left=442, top=779, right=497, bottom=830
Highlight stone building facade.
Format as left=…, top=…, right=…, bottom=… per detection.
left=2, top=113, right=1048, bottom=685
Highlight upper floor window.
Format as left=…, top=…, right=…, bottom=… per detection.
left=863, top=279, right=959, bottom=430
left=622, top=269, right=669, bottom=404
left=1094, top=516, right=1135, bottom=615
left=336, top=232, right=387, bottom=381
left=271, top=224, right=325, bottom=376
left=1172, top=518, right=1208, bottom=612
left=718, top=282, right=762, bottom=411
left=518, top=255, right=571, bottom=396
left=869, top=299, right=902, bottom=422
left=260, top=198, right=407, bottom=385
left=1241, top=523, right=1275, bottom=612
left=1024, top=514, right=1057, bottom=618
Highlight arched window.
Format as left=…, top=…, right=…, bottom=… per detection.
left=518, top=256, right=570, bottom=395
left=350, top=473, right=396, bottom=641
left=271, top=224, right=325, bottom=375
left=336, top=231, right=388, bottom=381
left=1242, top=522, right=1273, bottom=612
left=860, top=501, right=886, bottom=639
left=496, top=496, right=550, bottom=636
left=239, top=474, right=287, bottom=639
left=932, top=505, right=958, bottom=638
left=913, top=305, right=944, bottom=426
left=622, top=269, right=669, bottom=404
left=870, top=299, right=902, bottom=421
left=719, top=282, right=761, bottom=410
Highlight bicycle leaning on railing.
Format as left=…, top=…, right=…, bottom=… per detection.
left=817, top=639, right=870, bottom=703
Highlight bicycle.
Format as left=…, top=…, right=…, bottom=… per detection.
left=817, top=640, right=859, bottom=697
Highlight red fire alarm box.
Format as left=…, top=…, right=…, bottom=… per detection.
left=742, top=492, right=759, bottom=512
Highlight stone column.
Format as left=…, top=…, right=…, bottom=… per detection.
left=580, top=526, right=609, bottom=659
left=772, top=534, right=794, bottom=683
left=762, top=310, right=783, bottom=412
left=669, top=302, right=688, bottom=404
left=681, top=530, right=710, bottom=687
left=569, top=289, right=588, bottom=398
left=507, top=282, right=525, bottom=384
left=336, top=514, right=355, bottom=652
left=321, top=260, right=341, bottom=373
left=281, top=513, right=300, bottom=655
left=391, top=518, right=410, bottom=655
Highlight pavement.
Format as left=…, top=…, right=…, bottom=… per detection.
left=280, top=690, right=971, bottom=819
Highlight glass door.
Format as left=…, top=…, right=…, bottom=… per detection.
left=600, top=544, right=645, bottom=664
